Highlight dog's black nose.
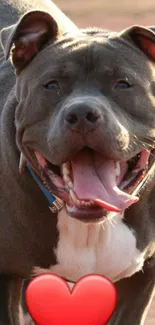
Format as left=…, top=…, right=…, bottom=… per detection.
left=64, top=103, right=102, bottom=132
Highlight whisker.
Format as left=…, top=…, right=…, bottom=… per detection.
left=131, top=132, right=155, bottom=151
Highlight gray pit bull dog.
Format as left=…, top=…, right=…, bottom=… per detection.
left=1, top=0, right=155, bottom=324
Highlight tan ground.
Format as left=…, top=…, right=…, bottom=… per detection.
left=54, top=0, right=155, bottom=323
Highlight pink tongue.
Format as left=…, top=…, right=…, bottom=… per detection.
left=71, top=149, right=138, bottom=212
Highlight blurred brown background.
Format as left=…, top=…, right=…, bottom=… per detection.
left=54, top=0, right=155, bottom=324
left=55, top=0, right=155, bottom=30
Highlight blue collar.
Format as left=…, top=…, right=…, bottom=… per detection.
left=26, top=161, right=63, bottom=213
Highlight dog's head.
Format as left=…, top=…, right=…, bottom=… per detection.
left=1, top=10, right=155, bottom=222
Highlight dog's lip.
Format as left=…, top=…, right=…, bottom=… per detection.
left=66, top=204, right=106, bottom=222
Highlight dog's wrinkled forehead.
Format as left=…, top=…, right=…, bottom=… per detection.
left=19, top=29, right=154, bottom=89
left=25, top=32, right=113, bottom=74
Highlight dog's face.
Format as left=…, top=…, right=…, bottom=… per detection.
left=1, top=11, right=155, bottom=222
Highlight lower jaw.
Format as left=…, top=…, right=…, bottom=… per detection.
left=66, top=204, right=108, bottom=222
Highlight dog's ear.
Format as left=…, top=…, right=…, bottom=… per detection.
left=112, top=26, right=155, bottom=62
left=0, top=10, right=60, bottom=73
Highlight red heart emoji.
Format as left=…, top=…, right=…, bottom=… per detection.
left=25, top=274, right=117, bottom=325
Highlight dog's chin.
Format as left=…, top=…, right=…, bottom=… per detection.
left=23, top=146, right=153, bottom=222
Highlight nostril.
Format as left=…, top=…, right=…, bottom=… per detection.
left=86, top=111, right=100, bottom=123
left=66, top=113, right=78, bottom=125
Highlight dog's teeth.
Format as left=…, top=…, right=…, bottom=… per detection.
left=68, top=181, right=73, bottom=189
left=80, top=200, right=94, bottom=207
left=86, top=202, right=92, bottom=206
left=86, top=201, right=93, bottom=206
left=62, top=162, right=71, bottom=175
left=69, top=190, right=95, bottom=208
left=115, top=162, right=121, bottom=177
left=77, top=200, right=81, bottom=207
left=62, top=166, right=70, bottom=176
left=62, top=162, right=73, bottom=186
left=70, top=189, right=78, bottom=203
left=63, top=174, right=71, bottom=183
left=19, top=153, right=27, bottom=174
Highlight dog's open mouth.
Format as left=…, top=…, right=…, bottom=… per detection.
left=30, top=147, right=151, bottom=221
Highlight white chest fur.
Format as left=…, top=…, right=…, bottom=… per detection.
left=34, top=208, right=145, bottom=283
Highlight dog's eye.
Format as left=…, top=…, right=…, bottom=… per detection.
left=44, top=80, right=59, bottom=90
left=115, top=80, right=131, bottom=89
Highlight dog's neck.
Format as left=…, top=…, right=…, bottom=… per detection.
left=34, top=207, right=145, bottom=284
